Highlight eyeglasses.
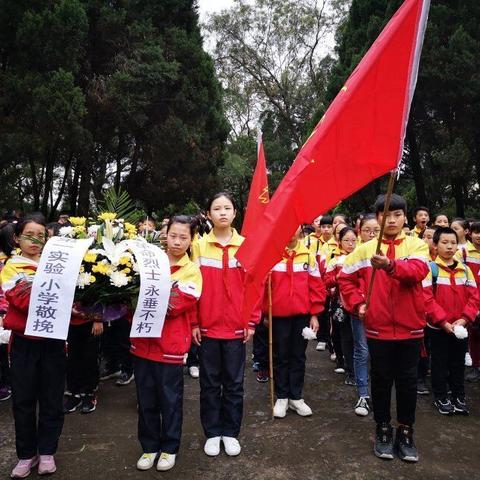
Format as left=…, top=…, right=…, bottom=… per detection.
left=361, top=229, right=381, bottom=235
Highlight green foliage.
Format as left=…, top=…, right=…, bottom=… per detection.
left=97, top=188, right=143, bottom=224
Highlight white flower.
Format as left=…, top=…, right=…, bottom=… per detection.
left=109, top=270, right=130, bottom=287
left=59, top=226, right=74, bottom=237
left=132, top=261, right=140, bottom=273
left=88, top=225, right=100, bottom=237
left=77, top=272, right=93, bottom=289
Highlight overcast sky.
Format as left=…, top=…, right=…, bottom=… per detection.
left=197, top=0, right=234, bottom=22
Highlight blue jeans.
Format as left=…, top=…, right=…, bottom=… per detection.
left=351, top=316, right=369, bottom=397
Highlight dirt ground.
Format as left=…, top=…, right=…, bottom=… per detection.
left=1, top=342, right=479, bottom=480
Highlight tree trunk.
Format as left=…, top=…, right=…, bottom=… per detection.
left=453, top=178, right=465, bottom=217
left=406, top=124, right=427, bottom=206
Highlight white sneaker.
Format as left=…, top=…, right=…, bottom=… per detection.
left=465, top=352, right=473, bottom=367
left=156, top=452, right=176, bottom=471
left=136, top=452, right=157, bottom=470
left=316, top=341, right=326, bottom=351
left=330, top=353, right=337, bottom=362
left=334, top=367, right=345, bottom=374
left=189, top=366, right=200, bottom=378
left=354, top=396, right=370, bottom=417
left=204, top=436, right=221, bottom=456
left=222, top=436, right=241, bottom=456
left=273, top=398, right=289, bottom=418
left=288, top=399, right=312, bottom=416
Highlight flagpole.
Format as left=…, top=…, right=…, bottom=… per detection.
left=267, top=273, right=275, bottom=420
left=365, top=169, right=397, bottom=309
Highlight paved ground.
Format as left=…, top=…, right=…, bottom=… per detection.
left=1, top=342, right=479, bottom=479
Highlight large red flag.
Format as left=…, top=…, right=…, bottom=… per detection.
left=241, top=132, right=269, bottom=237
left=236, top=0, right=430, bottom=320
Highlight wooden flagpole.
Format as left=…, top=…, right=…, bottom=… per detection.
left=267, top=273, right=275, bottom=420
left=365, top=169, right=398, bottom=309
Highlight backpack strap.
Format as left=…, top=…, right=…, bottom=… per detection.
left=429, top=261, right=439, bottom=291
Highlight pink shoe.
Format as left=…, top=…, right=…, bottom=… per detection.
left=10, top=457, right=39, bottom=478
left=38, top=455, right=56, bottom=475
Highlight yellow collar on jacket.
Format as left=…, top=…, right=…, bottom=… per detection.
left=205, top=228, right=243, bottom=247
left=434, top=255, right=468, bottom=273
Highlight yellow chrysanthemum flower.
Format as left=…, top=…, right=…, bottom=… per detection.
left=89, top=275, right=96, bottom=283
left=92, top=262, right=112, bottom=275
left=124, top=222, right=137, bottom=233
left=123, top=268, right=131, bottom=274
left=119, top=256, right=131, bottom=265
left=73, top=225, right=86, bottom=234
left=83, top=252, right=98, bottom=263
left=98, top=212, right=117, bottom=221
left=69, top=216, right=86, bottom=226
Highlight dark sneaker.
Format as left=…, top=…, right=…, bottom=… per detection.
left=256, top=370, right=269, bottom=383
left=395, top=425, right=419, bottom=462
left=252, top=361, right=260, bottom=372
left=416, top=379, right=429, bottom=395
left=0, top=386, right=11, bottom=401
left=344, top=374, right=357, bottom=386
left=452, top=397, right=469, bottom=415
left=433, top=398, right=454, bottom=415
left=99, top=368, right=122, bottom=381
left=374, top=423, right=394, bottom=460
left=465, top=367, right=480, bottom=382
left=115, top=372, right=134, bottom=386
left=80, top=394, right=97, bottom=414
left=64, top=394, right=82, bottom=413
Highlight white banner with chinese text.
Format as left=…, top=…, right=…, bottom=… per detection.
left=25, top=237, right=94, bottom=340
left=124, top=239, right=171, bottom=338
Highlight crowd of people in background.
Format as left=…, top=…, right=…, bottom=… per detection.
left=0, top=194, right=479, bottom=477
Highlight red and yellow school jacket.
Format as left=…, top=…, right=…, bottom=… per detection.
left=191, top=229, right=259, bottom=339
left=264, top=241, right=325, bottom=317
left=131, top=254, right=202, bottom=364
left=455, top=242, right=480, bottom=283
left=412, top=225, right=425, bottom=238
left=422, top=257, right=479, bottom=328
left=324, top=252, right=349, bottom=291
left=0, top=255, right=39, bottom=337
left=305, top=233, right=329, bottom=262
left=0, top=252, right=8, bottom=314
left=337, top=232, right=430, bottom=340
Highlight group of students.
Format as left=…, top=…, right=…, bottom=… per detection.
left=0, top=191, right=480, bottom=478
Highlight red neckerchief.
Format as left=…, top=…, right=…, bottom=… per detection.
left=214, top=243, right=233, bottom=298
left=283, top=249, right=297, bottom=297
left=381, top=238, right=404, bottom=260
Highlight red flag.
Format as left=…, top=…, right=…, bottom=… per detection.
left=241, top=132, right=269, bottom=237
left=236, top=0, right=430, bottom=320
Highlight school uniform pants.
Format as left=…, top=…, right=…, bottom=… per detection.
left=351, top=316, right=369, bottom=397
left=317, top=297, right=332, bottom=348
left=66, top=322, right=99, bottom=395
left=199, top=337, right=245, bottom=438
left=186, top=344, right=199, bottom=368
left=253, top=319, right=269, bottom=371
left=101, top=317, right=133, bottom=375
left=468, top=321, right=480, bottom=368
left=134, top=357, right=184, bottom=454
left=339, top=316, right=354, bottom=376
left=272, top=315, right=308, bottom=400
left=10, top=334, right=66, bottom=459
left=0, top=343, right=11, bottom=387
left=367, top=338, right=421, bottom=426
left=429, top=328, right=467, bottom=399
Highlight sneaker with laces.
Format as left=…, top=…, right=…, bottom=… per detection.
left=115, top=372, right=134, bottom=386
left=188, top=366, right=199, bottom=378
left=204, top=436, right=221, bottom=456
left=99, top=368, right=121, bottom=381
left=136, top=453, right=157, bottom=470
left=395, top=425, right=418, bottom=462
left=354, top=396, right=370, bottom=417
left=288, top=398, right=312, bottom=416
left=334, top=366, right=345, bottom=374
left=10, top=457, right=39, bottom=478
left=374, top=422, right=394, bottom=460
left=38, top=455, right=56, bottom=475
left=273, top=398, right=288, bottom=418
left=433, top=397, right=454, bottom=415
left=465, top=367, right=480, bottom=382
left=252, top=361, right=260, bottom=372
left=344, top=373, right=357, bottom=386
left=80, top=394, right=97, bottom=414
left=452, top=396, right=469, bottom=415
left=222, top=436, right=241, bottom=456
left=416, top=378, right=429, bottom=395
left=316, top=341, right=326, bottom=351
left=0, top=385, right=12, bottom=401
left=256, top=370, right=269, bottom=383
left=156, top=453, right=176, bottom=471
left=64, top=394, right=82, bottom=413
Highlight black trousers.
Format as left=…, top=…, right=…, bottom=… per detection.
left=367, top=338, right=421, bottom=426
left=253, top=319, right=269, bottom=370
left=0, top=343, right=10, bottom=387
left=101, top=317, right=133, bottom=375
left=66, top=322, right=99, bottom=395
left=340, top=316, right=354, bottom=375
left=134, top=357, right=184, bottom=454
left=417, top=327, right=431, bottom=379
left=199, top=337, right=245, bottom=438
left=186, top=344, right=199, bottom=368
left=331, top=319, right=344, bottom=367
left=317, top=297, right=332, bottom=347
left=430, top=328, right=467, bottom=399
left=10, top=334, right=66, bottom=458
left=273, top=315, right=308, bottom=400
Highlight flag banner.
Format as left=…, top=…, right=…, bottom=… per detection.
left=25, top=237, right=94, bottom=340
left=236, top=0, right=430, bottom=321
left=124, top=239, right=171, bottom=338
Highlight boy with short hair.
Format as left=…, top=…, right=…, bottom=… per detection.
left=423, top=227, right=479, bottom=415
left=338, top=194, right=429, bottom=463
left=412, top=207, right=430, bottom=239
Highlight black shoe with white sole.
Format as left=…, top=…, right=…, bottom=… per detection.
left=374, top=423, right=394, bottom=460
left=433, top=397, right=454, bottom=415
left=395, top=425, right=419, bottom=462
left=452, top=396, right=469, bottom=415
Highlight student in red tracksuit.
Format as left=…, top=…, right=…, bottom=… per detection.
left=423, top=227, right=479, bottom=416
left=338, top=194, right=430, bottom=464
left=269, top=226, right=325, bottom=418
left=130, top=215, right=202, bottom=472
left=191, top=192, right=259, bottom=458
left=0, top=214, right=65, bottom=478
